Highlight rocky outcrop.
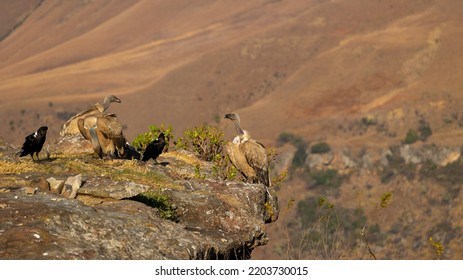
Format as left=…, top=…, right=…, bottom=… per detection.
left=399, top=145, right=461, bottom=166
left=48, top=134, right=93, bottom=155
left=306, top=151, right=334, bottom=169
left=0, top=136, right=278, bottom=260
left=305, top=144, right=461, bottom=172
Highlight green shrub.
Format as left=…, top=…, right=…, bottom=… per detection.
left=380, top=192, right=393, bottom=208
left=292, top=145, right=308, bottom=170
left=132, top=124, right=173, bottom=152
left=173, top=136, right=188, bottom=150
left=403, top=120, right=432, bottom=144
left=212, top=153, right=238, bottom=181
left=361, top=115, right=377, bottom=126
left=403, top=129, right=419, bottom=144
left=182, top=125, right=224, bottom=161
left=277, top=132, right=308, bottom=149
left=194, top=164, right=206, bottom=179
left=277, top=132, right=309, bottom=173
left=310, top=142, right=331, bottom=154
left=277, top=132, right=296, bottom=146
left=418, top=119, right=432, bottom=141
left=130, top=191, right=177, bottom=221
left=310, top=169, right=343, bottom=189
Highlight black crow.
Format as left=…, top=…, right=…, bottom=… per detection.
left=18, top=126, right=48, bottom=161
left=142, top=132, right=166, bottom=162
left=122, top=141, right=141, bottom=160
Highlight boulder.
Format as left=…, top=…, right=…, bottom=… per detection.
left=0, top=136, right=279, bottom=260
left=306, top=151, right=334, bottom=169
left=47, top=177, right=65, bottom=194
left=49, top=134, right=93, bottom=155
left=400, top=144, right=461, bottom=166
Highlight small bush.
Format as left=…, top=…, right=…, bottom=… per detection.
left=212, top=153, right=238, bottom=181
left=276, top=132, right=309, bottom=173
left=173, top=137, right=188, bottom=150
left=182, top=125, right=224, bottom=161
left=311, top=142, right=331, bottom=154
left=428, top=236, right=444, bottom=258
left=310, top=169, right=343, bottom=189
left=194, top=164, right=206, bottom=179
left=130, top=191, right=177, bottom=221
left=271, top=169, right=288, bottom=191
left=277, top=132, right=308, bottom=149
left=379, top=192, right=393, bottom=208
left=132, top=124, right=173, bottom=152
left=361, top=115, right=377, bottom=126
left=292, top=145, right=308, bottom=170
left=418, top=119, right=432, bottom=141
left=403, top=120, right=432, bottom=144
left=277, top=132, right=296, bottom=146
left=403, top=129, right=419, bottom=144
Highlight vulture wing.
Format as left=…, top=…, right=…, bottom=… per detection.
left=240, top=139, right=270, bottom=186
left=60, top=103, right=104, bottom=136
left=96, top=114, right=125, bottom=157
left=224, top=142, right=256, bottom=181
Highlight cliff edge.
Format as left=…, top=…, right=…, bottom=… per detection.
left=0, top=136, right=279, bottom=259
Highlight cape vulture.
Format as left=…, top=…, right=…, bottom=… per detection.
left=224, top=135, right=257, bottom=182
left=224, top=112, right=270, bottom=187
left=78, top=113, right=125, bottom=159
left=60, top=95, right=121, bottom=136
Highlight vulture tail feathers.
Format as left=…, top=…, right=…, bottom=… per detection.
left=89, top=127, right=102, bottom=158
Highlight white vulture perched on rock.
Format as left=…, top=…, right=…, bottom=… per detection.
left=60, top=95, right=121, bottom=136
left=77, top=113, right=125, bottom=159
left=224, top=112, right=270, bottom=187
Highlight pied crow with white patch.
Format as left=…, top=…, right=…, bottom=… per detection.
left=142, top=132, right=166, bottom=162
left=18, top=126, right=48, bottom=161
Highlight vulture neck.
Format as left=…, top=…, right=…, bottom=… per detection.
left=102, top=97, right=111, bottom=111
left=233, top=119, right=245, bottom=136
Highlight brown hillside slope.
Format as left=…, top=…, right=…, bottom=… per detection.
left=1, top=0, right=463, bottom=147
left=0, top=0, right=317, bottom=143
left=236, top=0, right=463, bottom=146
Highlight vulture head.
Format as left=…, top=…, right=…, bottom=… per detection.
left=102, top=95, right=121, bottom=110
left=224, top=112, right=239, bottom=121
left=106, top=95, right=121, bottom=104
left=225, top=112, right=245, bottom=135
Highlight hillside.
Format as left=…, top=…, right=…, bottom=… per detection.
left=1, top=0, right=462, bottom=146
left=1, top=0, right=463, bottom=259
